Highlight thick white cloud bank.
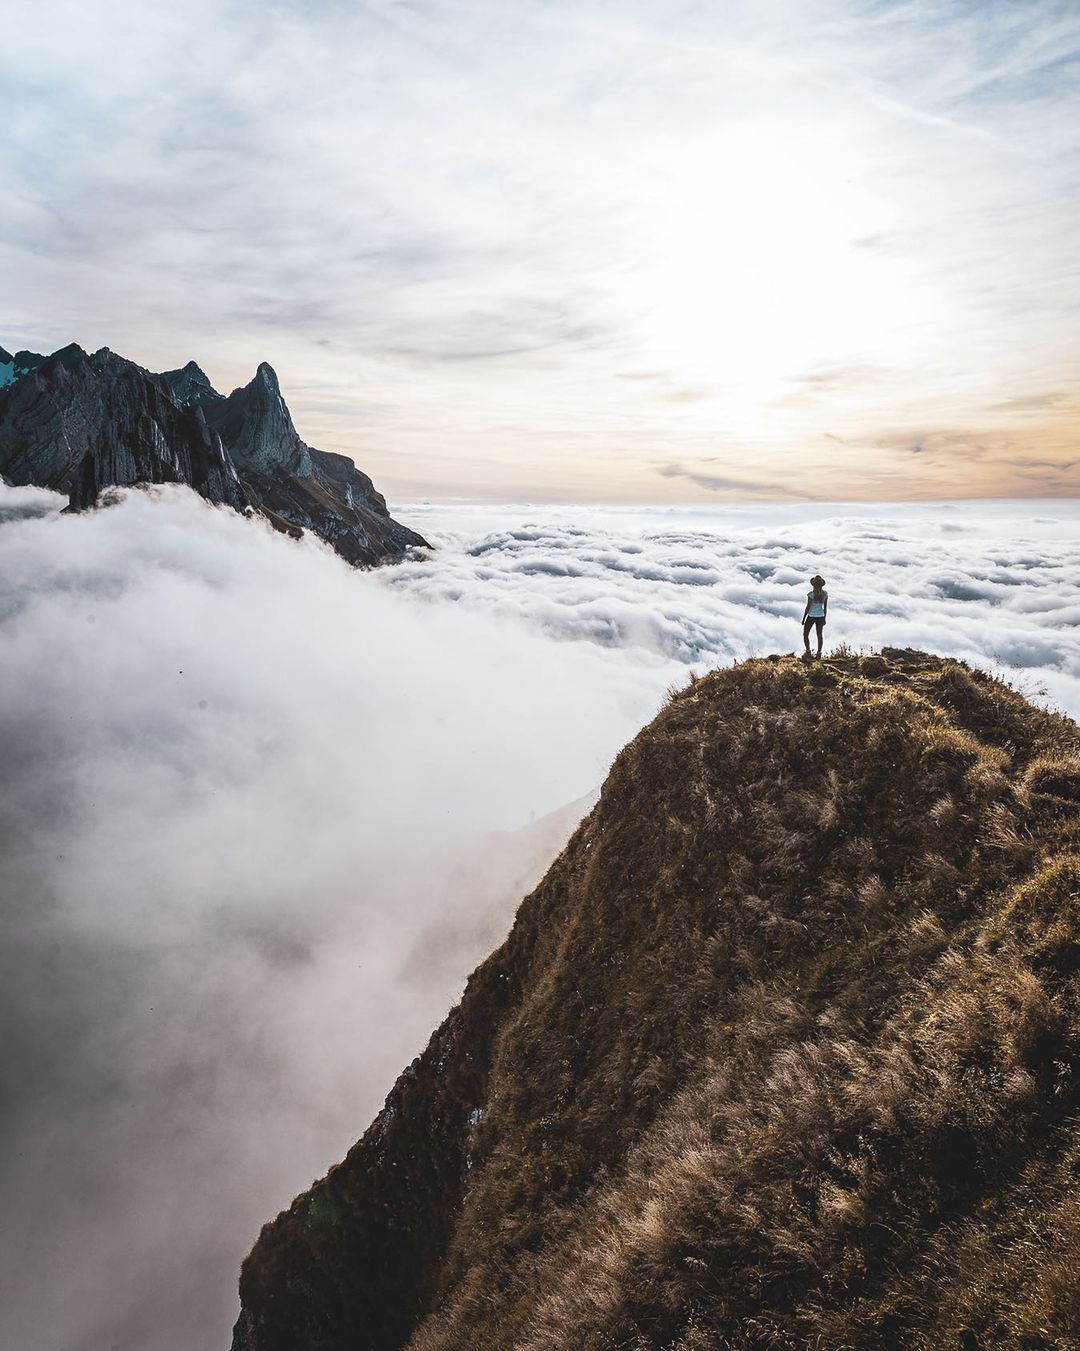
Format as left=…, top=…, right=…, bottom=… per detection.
left=0, top=485, right=666, bottom=1351
left=0, top=486, right=1076, bottom=1350
left=394, top=499, right=1080, bottom=716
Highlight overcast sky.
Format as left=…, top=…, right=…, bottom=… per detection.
left=3, top=0, right=1079, bottom=501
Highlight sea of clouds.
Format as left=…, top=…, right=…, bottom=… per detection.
left=0, top=483, right=1076, bottom=1350
left=394, top=498, right=1080, bottom=715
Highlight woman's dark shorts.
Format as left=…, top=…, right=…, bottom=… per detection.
left=803, top=617, right=824, bottom=644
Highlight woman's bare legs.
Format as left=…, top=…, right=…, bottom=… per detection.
left=803, top=618, right=823, bottom=657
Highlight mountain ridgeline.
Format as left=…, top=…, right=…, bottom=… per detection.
left=0, top=342, right=427, bottom=565
left=232, top=650, right=1079, bottom=1351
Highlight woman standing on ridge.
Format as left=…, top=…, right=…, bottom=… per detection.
left=802, top=574, right=828, bottom=659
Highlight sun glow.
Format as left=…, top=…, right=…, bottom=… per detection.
left=634, top=121, right=942, bottom=432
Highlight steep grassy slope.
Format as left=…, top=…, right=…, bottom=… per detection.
left=232, top=650, right=1079, bottom=1351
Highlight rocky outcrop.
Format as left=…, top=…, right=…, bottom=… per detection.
left=231, top=651, right=1080, bottom=1351
left=0, top=342, right=428, bottom=566
left=0, top=346, right=50, bottom=383
left=0, top=345, right=246, bottom=513
left=161, top=359, right=226, bottom=411
left=206, top=362, right=312, bottom=478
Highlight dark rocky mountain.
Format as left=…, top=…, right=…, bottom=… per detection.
left=0, top=342, right=427, bottom=566
left=232, top=650, right=1079, bottom=1351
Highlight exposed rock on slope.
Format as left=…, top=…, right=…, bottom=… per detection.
left=233, top=650, right=1079, bottom=1351
left=161, top=358, right=226, bottom=411
left=0, top=342, right=427, bottom=566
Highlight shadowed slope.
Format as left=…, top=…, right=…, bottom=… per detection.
left=233, top=650, right=1079, bottom=1351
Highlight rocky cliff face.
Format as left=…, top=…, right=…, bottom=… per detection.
left=232, top=650, right=1079, bottom=1351
left=0, top=342, right=427, bottom=566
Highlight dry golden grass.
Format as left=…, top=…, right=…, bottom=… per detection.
left=233, top=650, right=1079, bottom=1351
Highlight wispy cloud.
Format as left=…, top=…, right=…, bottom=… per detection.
left=657, top=461, right=813, bottom=498
left=1, top=1, right=1078, bottom=499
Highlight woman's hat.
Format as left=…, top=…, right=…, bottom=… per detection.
left=811, top=574, right=825, bottom=586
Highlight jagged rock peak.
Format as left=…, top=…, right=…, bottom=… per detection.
left=0, top=338, right=244, bottom=513
left=0, top=346, right=13, bottom=364
left=0, top=337, right=429, bottom=566
left=208, top=362, right=309, bottom=477
left=12, top=349, right=47, bottom=370
left=47, top=342, right=90, bottom=369
left=161, top=359, right=224, bottom=408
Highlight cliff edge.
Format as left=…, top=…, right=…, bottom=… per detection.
left=233, top=650, right=1079, bottom=1350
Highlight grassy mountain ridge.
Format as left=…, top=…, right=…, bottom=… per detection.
left=233, top=649, right=1079, bottom=1350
